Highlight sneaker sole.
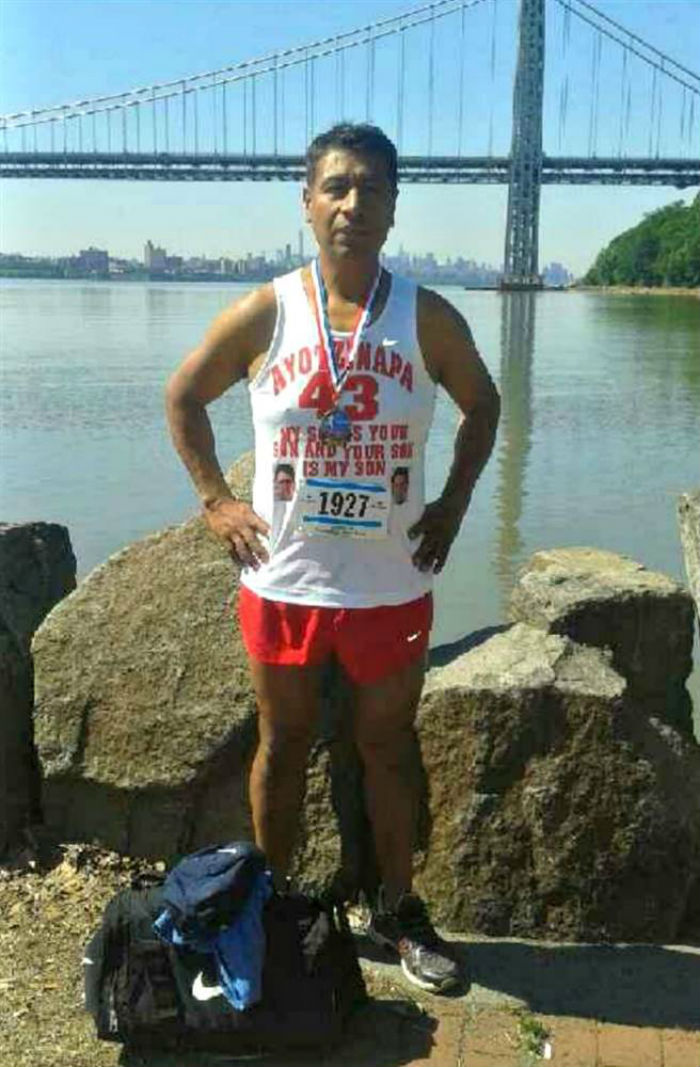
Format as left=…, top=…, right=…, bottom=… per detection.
left=368, top=926, right=460, bottom=994
left=400, top=958, right=460, bottom=993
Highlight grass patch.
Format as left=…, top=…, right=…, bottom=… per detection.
left=516, top=1010, right=551, bottom=1061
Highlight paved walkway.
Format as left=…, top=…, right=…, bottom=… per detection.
left=337, top=933, right=700, bottom=1067
left=331, top=998, right=700, bottom=1067
left=122, top=934, right=700, bottom=1067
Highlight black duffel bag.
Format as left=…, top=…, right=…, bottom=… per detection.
left=83, top=881, right=367, bottom=1053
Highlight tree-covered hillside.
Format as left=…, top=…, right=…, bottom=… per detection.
left=584, top=194, right=699, bottom=287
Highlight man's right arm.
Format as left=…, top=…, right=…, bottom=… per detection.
left=165, top=284, right=276, bottom=569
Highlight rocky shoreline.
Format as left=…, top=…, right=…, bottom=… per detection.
left=2, top=460, right=700, bottom=946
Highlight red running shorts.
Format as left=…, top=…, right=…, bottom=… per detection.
left=238, top=585, right=432, bottom=686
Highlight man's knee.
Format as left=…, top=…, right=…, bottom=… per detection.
left=354, top=722, right=415, bottom=773
left=255, top=720, right=314, bottom=774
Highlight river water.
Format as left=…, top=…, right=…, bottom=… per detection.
left=1, top=279, right=699, bottom=723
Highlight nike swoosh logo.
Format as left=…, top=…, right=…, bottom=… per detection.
left=192, top=971, right=224, bottom=1001
left=382, top=338, right=398, bottom=347
left=407, top=631, right=422, bottom=643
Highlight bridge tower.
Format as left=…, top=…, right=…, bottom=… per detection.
left=502, top=0, right=545, bottom=290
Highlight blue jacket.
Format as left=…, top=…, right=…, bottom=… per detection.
left=154, top=843, right=273, bottom=1011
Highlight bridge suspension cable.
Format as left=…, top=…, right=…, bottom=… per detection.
left=557, top=0, right=570, bottom=149
left=0, top=0, right=490, bottom=130
left=552, top=0, right=700, bottom=97
left=457, top=3, right=466, bottom=157
left=366, top=31, right=375, bottom=122
left=550, top=0, right=698, bottom=162
left=617, top=45, right=628, bottom=158
left=679, top=87, right=695, bottom=148
left=396, top=26, right=406, bottom=153
left=655, top=66, right=663, bottom=158
left=428, top=13, right=436, bottom=155
left=649, top=65, right=658, bottom=158
left=487, top=0, right=498, bottom=157
left=570, top=0, right=699, bottom=84
left=587, top=28, right=603, bottom=156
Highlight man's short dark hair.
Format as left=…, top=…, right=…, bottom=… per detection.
left=275, top=463, right=295, bottom=479
left=392, top=467, right=409, bottom=481
left=306, top=123, right=398, bottom=193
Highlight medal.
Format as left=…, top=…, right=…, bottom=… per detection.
left=319, top=407, right=352, bottom=443
left=310, top=258, right=382, bottom=435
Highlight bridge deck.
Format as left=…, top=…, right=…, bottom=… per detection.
left=1, top=153, right=698, bottom=187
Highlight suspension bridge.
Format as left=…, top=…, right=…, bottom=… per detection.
left=2, top=0, right=698, bottom=287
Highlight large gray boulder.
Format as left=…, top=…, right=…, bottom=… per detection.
left=32, top=457, right=368, bottom=892
left=33, top=456, right=258, bottom=858
left=1, top=522, right=76, bottom=853
left=509, top=547, right=695, bottom=735
left=678, top=491, right=700, bottom=624
left=415, top=623, right=700, bottom=941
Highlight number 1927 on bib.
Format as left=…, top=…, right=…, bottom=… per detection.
left=297, top=477, right=389, bottom=539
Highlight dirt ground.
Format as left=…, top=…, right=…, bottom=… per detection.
left=0, top=834, right=161, bottom=1067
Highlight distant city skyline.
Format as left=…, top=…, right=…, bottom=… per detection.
left=1, top=233, right=508, bottom=271
left=1, top=182, right=694, bottom=280
left=0, top=235, right=574, bottom=286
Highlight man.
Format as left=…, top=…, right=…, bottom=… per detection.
left=391, top=467, right=410, bottom=505
left=273, top=463, right=295, bottom=502
left=166, top=123, right=500, bottom=993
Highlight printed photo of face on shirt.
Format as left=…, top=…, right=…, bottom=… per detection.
left=391, top=467, right=409, bottom=505
left=273, top=463, right=296, bottom=502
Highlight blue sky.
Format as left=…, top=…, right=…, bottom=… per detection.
left=1, top=0, right=698, bottom=275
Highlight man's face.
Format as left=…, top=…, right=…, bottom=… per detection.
left=392, top=473, right=409, bottom=505
left=303, top=149, right=396, bottom=260
left=274, top=470, right=295, bottom=501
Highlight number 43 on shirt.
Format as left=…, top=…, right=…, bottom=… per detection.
left=299, top=372, right=378, bottom=421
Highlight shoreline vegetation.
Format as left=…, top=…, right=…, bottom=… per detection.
left=583, top=195, right=700, bottom=290
left=573, top=284, right=700, bottom=297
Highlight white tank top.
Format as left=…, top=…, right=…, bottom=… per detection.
left=241, top=267, right=436, bottom=608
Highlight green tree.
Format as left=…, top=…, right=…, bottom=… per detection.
left=584, top=196, right=699, bottom=287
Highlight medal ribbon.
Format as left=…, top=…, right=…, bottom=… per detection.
left=310, top=257, right=382, bottom=408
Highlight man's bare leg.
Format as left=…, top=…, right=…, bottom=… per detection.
left=352, top=655, right=426, bottom=907
left=357, top=654, right=461, bottom=992
left=248, top=659, right=323, bottom=882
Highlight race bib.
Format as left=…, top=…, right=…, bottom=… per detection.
left=296, top=476, right=389, bottom=539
